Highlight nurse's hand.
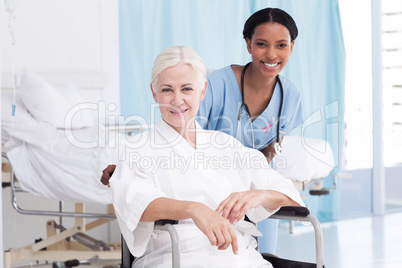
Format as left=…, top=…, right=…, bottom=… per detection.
left=190, top=203, right=239, bottom=255
left=216, top=190, right=268, bottom=224
left=100, top=164, right=116, bottom=187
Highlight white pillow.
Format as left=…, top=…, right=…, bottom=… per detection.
left=19, top=70, right=96, bottom=129
left=54, top=83, right=97, bottom=129
left=1, top=90, right=38, bottom=144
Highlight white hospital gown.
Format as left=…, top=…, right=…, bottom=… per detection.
left=110, top=119, right=304, bottom=268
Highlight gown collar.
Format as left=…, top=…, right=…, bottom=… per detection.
left=155, top=118, right=207, bottom=151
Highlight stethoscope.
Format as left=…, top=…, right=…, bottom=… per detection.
left=236, top=62, right=284, bottom=154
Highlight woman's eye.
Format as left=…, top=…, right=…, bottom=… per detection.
left=278, top=43, right=287, bottom=48
left=183, top=87, right=193, bottom=91
left=256, top=42, right=267, bottom=47
left=161, top=88, right=172, bottom=92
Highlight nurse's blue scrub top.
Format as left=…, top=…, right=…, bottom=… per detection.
left=197, top=65, right=303, bottom=150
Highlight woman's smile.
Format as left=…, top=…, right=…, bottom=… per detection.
left=262, top=61, right=280, bottom=70
left=170, top=108, right=189, bottom=116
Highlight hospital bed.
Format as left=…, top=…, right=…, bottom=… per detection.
left=276, top=135, right=336, bottom=197
left=0, top=70, right=147, bottom=267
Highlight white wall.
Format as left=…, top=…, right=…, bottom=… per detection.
left=0, top=0, right=120, bottom=110
left=1, top=0, right=120, bottom=254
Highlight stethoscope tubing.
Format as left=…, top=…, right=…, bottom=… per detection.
left=236, top=62, right=284, bottom=153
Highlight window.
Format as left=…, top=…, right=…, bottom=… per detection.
left=341, top=0, right=373, bottom=169
left=383, top=1, right=402, bottom=166
left=342, top=0, right=402, bottom=169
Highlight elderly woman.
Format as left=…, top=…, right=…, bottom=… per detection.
left=110, top=46, right=304, bottom=268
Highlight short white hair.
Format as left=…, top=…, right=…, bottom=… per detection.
left=151, top=46, right=207, bottom=88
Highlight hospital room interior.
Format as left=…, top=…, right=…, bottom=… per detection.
left=0, top=0, right=401, bottom=267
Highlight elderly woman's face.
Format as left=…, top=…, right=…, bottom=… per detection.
left=151, top=63, right=206, bottom=134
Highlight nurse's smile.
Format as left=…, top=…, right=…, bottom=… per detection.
left=263, top=61, right=279, bottom=68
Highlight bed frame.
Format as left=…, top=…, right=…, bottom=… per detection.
left=1, top=72, right=123, bottom=267
left=2, top=153, right=121, bottom=267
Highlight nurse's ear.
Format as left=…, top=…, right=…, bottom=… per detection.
left=246, top=38, right=252, bottom=54
left=290, top=40, right=295, bottom=54
left=199, top=80, right=207, bottom=101
left=150, top=83, right=158, bottom=103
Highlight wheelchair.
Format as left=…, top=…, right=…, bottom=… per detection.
left=120, top=206, right=325, bottom=268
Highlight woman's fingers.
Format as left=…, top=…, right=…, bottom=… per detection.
left=204, top=229, right=217, bottom=247
left=217, top=191, right=266, bottom=223
left=211, top=222, right=239, bottom=254
left=217, top=224, right=238, bottom=254
left=229, top=225, right=239, bottom=255
left=219, top=198, right=236, bottom=219
left=217, top=193, right=245, bottom=223
left=228, top=203, right=247, bottom=224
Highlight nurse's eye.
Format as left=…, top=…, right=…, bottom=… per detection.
left=278, top=43, right=288, bottom=49
left=256, top=42, right=267, bottom=47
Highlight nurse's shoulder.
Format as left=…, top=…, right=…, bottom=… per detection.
left=277, top=74, right=301, bottom=96
left=206, top=65, right=238, bottom=93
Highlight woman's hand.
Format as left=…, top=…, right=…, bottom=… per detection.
left=215, top=190, right=268, bottom=224
left=189, top=203, right=239, bottom=255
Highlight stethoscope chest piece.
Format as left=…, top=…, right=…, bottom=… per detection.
left=274, top=142, right=282, bottom=155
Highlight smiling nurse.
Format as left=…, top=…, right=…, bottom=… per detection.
left=196, top=7, right=303, bottom=254
left=198, top=7, right=302, bottom=162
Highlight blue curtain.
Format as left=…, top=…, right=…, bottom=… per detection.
left=119, top=0, right=345, bottom=221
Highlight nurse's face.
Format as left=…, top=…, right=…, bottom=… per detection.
left=151, top=63, right=207, bottom=134
left=246, top=22, right=294, bottom=78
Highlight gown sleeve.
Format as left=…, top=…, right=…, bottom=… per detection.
left=109, top=151, right=167, bottom=257
left=244, top=148, right=305, bottom=222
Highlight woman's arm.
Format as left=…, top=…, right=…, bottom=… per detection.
left=215, top=190, right=300, bottom=224
left=141, top=197, right=239, bottom=254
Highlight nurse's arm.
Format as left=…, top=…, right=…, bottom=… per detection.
left=140, top=197, right=239, bottom=255
left=260, top=137, right=284, bottom=163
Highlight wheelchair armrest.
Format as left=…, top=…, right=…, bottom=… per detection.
left=155, top=219, right=179, bottom=225
left=271, top=206, right=310, bottom=219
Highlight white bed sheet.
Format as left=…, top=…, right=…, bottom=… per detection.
left=2, top=84, right=117, bottom=203
left=4, top=123, right=117, bottom=204
left=275, top=136, right=335, bottom=182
